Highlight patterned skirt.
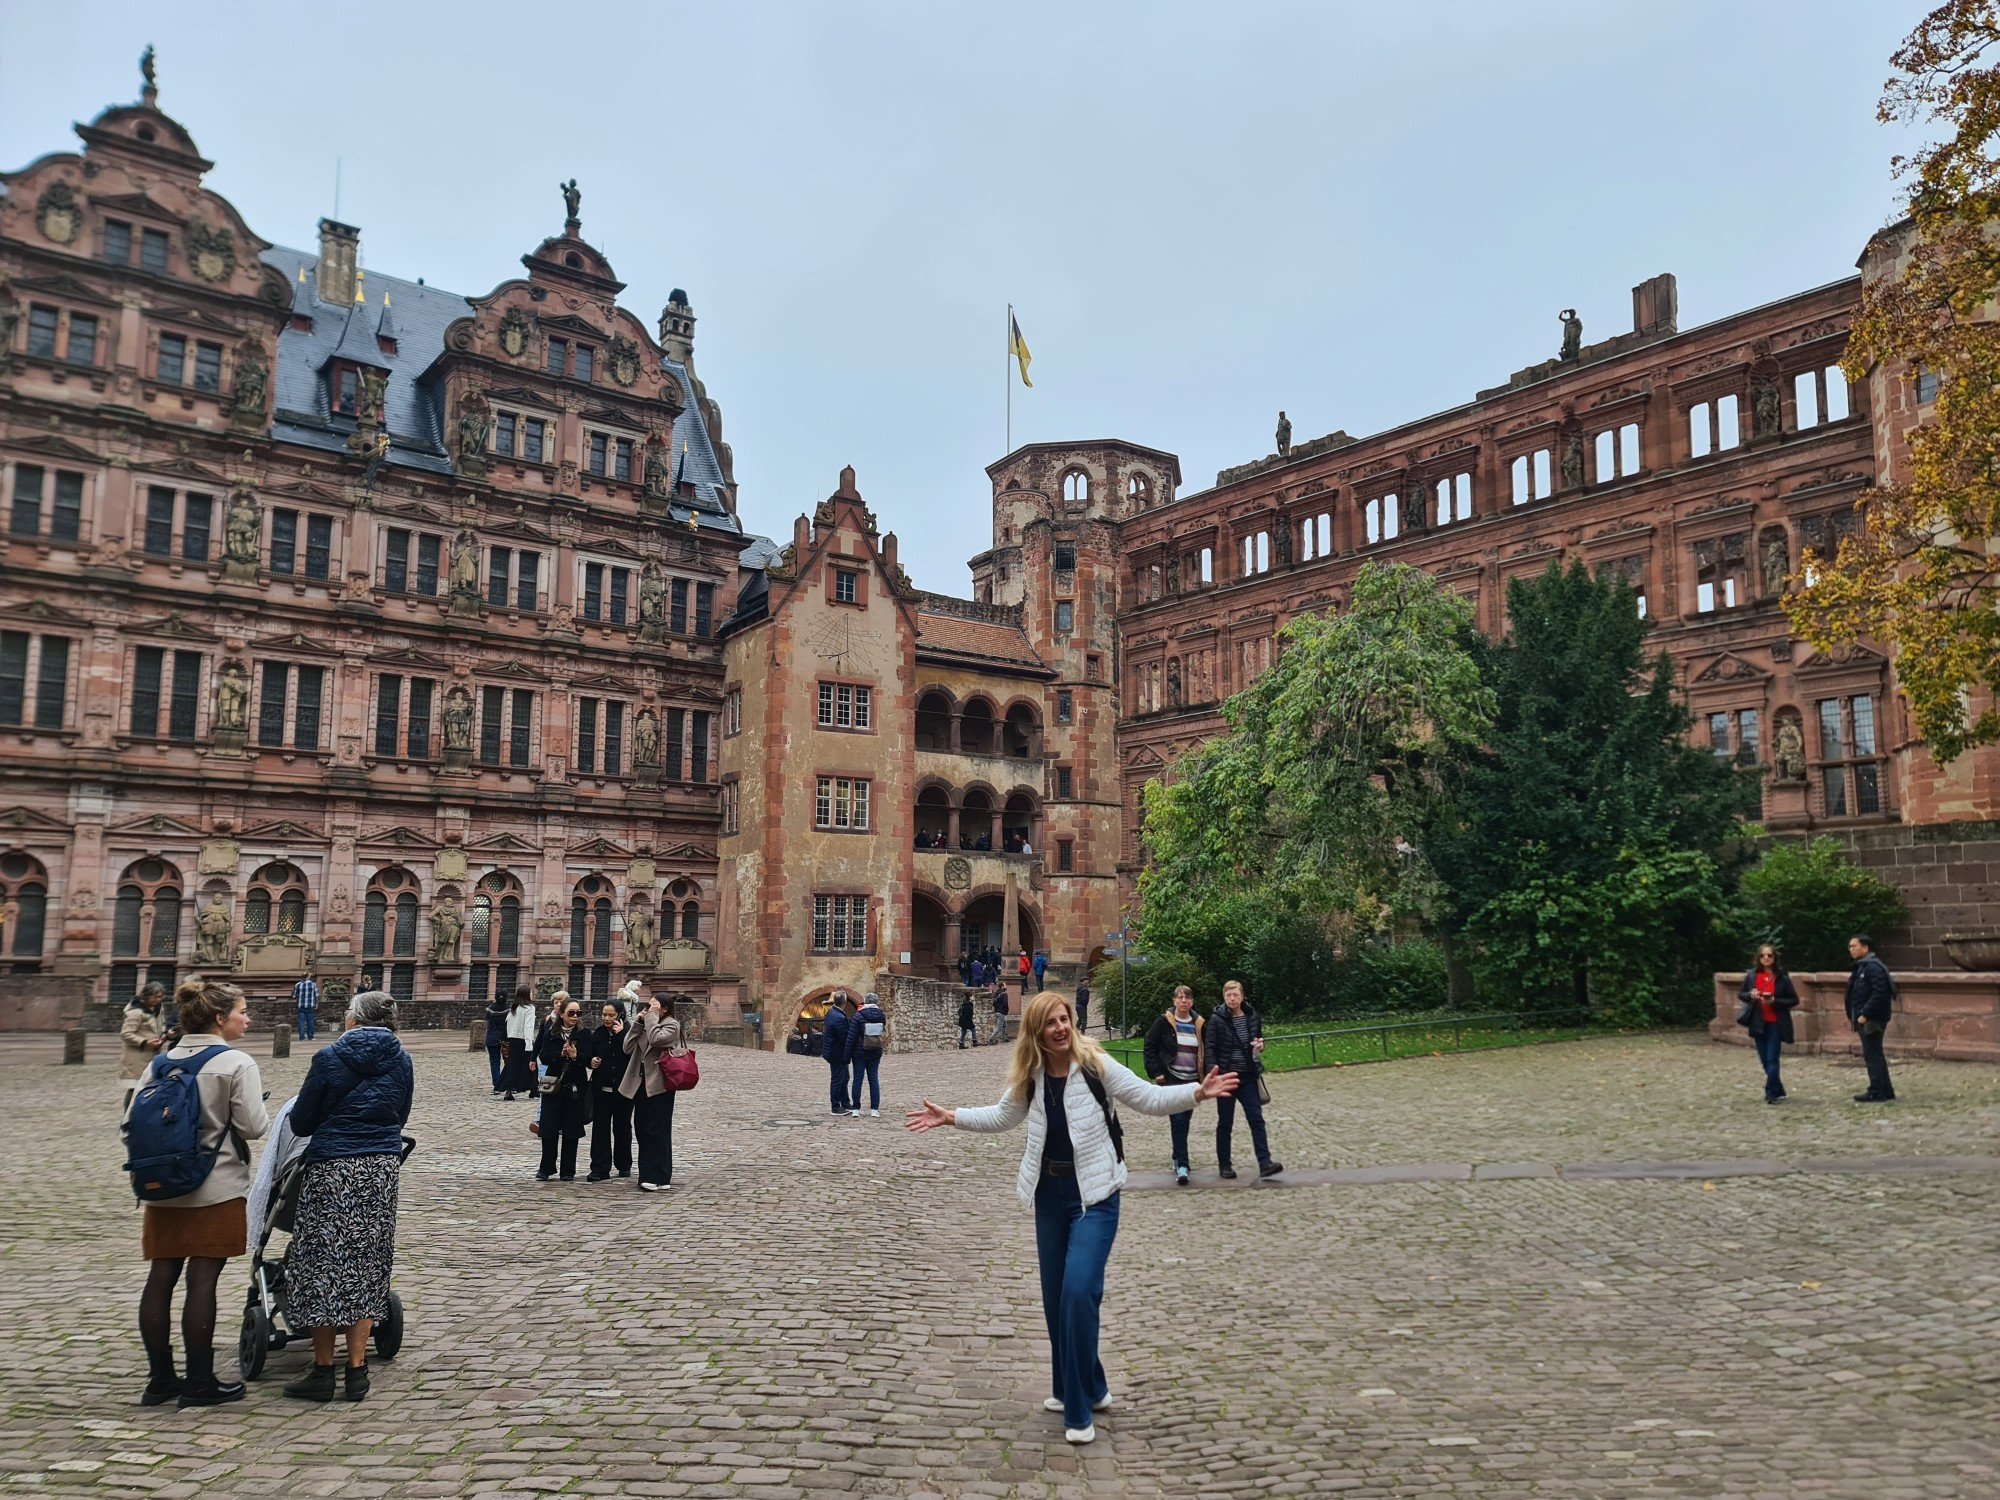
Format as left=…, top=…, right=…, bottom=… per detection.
left=287, top=1153, right=401, bottom=1330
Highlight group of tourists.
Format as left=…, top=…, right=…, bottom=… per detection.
left=821, top=989, right=890, bottom=1116
left=122, top=978, right=412, bottom=1407
left=483, top=981, right=685, bottom=1188
left=958, top=946, right=1049, bottom=997
left=1140, top=981, right=1283, bottom=1184
left=1735, top=932, right=1898, bottom=1104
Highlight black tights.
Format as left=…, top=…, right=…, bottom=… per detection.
left=140, top=1256, right=224, bottom=1366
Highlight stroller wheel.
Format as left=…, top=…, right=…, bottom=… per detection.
left=238, top=1300, right=272, bottom=1381
left=374, top=1291, right=404, bottom=1361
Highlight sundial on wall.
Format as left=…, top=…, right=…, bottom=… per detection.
left=807, top=615, right=853, bottom=670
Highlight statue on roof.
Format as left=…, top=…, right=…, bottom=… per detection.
left=1276, top=410, right=1292, bottom=457
left=560, top=178, right=581, bottom=225
left=1558, top=308, right=1582, bottom=362
left=140, top=45, right=157, bottom=101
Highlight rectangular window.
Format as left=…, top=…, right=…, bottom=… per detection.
left=670, top=578, right=688, bottom=634
left=1087, top=655, right=1102, bottom=680
left=488, top=546, right=512, bottom=608
left=131, top=647, right=164, bottom=736
left=589, top=432, right=608, bottom=476
left=9, top=465, right=42, bottom=537
left=416, top=533, right=440, bottom=595
left=1796, top=371, right=1820, bottom=429
left=67, top=314, right=99, bottom=366
left=509, top=688, right=533, bottom=767
left=516, top=552, right=539, bottom=611
left=383, top=529, right=409, bottom=593
left=583, top=562, right=604, bottom=622
left=546, top=339, right=567, bottom=376
left=1057, top=689, right=1073, bottom=724
left=524, top=419, right=545, bottom=463
left=494, top=412, right=516, bottom=458
left=1055, top=600, right=1074, bottom=633
left=1433, top=472, right=1472, bottom=527
left=34, top=636, right=67, bottom=728
left=1737, top=708, right=1760, bottom=766
left=1690, top=397, right=1743, bottom=458
left=724, top=688, right=742, bottom=737
left=721, top=780, right=739, bottom=835
left=834, top=569, right=858, bottom=603
left=335, top=367, right=358, bottom=415
left=375, top=674, right=402, bottom=758
left=1057, top=839, right=1073, bottom=873
left=691, top=710, right=710, bottom=782
left=695, top=582, right=714, bottom=637
left=258, top=663, right=289, bottom=747
left=609, top=567, right=629, bottom=627
left=183, top=493, right=211, bottom=563
left=1056, top=764, right=1073, bottom=799
left=46, top=470, right=80, bottom=543
left=1717, top=393, right=1741, bottom=449
left=1917, top=367, right=1939, bottom=404
left=157, top=333, right=187, bottom=386
left=480, top=685, right=504, bottom=765
left=144, top=487, right=175, bottom=556
left=406, top=678, right=433, bottom=759
left=576, top=696, right=598, bottom=775
left=814, top=775, right=870, bottom=830
left=168, top=650, right=201, bottom=741
left=193, top=342, right=221, bottom=394
left=141, top=228, right=169, bottom=274
left=573, top=346, right=593, bottom=382
left=0, top=633, right=25, bottom=725
left=1708, top=711, right=1731, bottom=759
left=304, top=515, right=332, bottom=581
left=614, top=438, right=633, bottom=481
left=294, top=666, right=324, bottom=750
left=817, top=682, right=873, bottom=730
left=1510, top=448, right=1553, bottom=506
left=103, top=220, right=132, bottom=265
left=604, top=701, right=624, bottom=776
left=665, top=707, right=685, bottom=782
left=26, top=306, right=58, bottom=359
left=269, top=509, right=298, bottom=576
left=811, top=893, right=870, bottom=953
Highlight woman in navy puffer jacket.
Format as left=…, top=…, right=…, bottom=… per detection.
left=281, top=990, right=414, bottom=1404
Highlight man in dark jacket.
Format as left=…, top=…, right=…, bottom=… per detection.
left=822, top=993, right=853, bottom=1115
left=1074, top=980, right=1091, bottom=1037
left=956, top=994, right=976, bottom=1049
left=1207, top=980, right=1282, bottom=1179
left=1845, top=934, right=1896, bottom=1103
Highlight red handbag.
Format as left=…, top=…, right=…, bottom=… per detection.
left=658, top=1047, right=699, bottom=1093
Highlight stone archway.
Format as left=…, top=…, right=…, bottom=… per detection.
left=912, top=889, right=953, bottom=979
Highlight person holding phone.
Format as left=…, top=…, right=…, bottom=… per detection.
left=1207, top=980, right=1281, bottom=1180
left=618, top=984, right=683, bottom=1192
left=585, top=1001, right=633, bottom=1179
left=535, top=995, right=588, bottom=1181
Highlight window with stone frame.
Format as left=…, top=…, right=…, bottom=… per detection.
left=1433, top=472, right=1473, bottom=527
left=467, top=871, right=523, bottom=1007
left=243, top=862, right=309, bottom=938
left=811, top=893, right=870, bottom=953
left=1693, top=534, right=1749, bottom=614
left=129, top=646, right=204, bottom=741
left=477, top=685, right=536, bottom=768
left=1592, top=422, right=1642, bottom=483
left=1125, top=473, right=1149, bottom=511
left=1509, top=448, right=1553, bottom=506
left=381, top=527, right=444, bottom=596
left=1705, top=708, right=1760, bottom=767
left=720, top=778, right=741, bottom=835
left=138, top=484, right=216, bottom=563
left=25, top=306, right=58, bottom=360
left=0, top=631, right=71, bottom=730
left=108, top=857, right=181, bottom=1009
left=816, top=681, right=872, bottom=731
left=814, top=775, right=871, bottom=831
left=268, top=508, right=336, bottom=582
left=574, top=696, right=627, bottom=777
left=1363, top=492, right=1400, bottom=545
left=0, top=850, right=50, bottom=967
left=254, top=660, right=328, bottom=752
left=1687, top=395, right=1742, bottom=458
left=580, top=560, right=632, bottom=625
left=1815, top=694, right=1885, bottom=818
left=372, top=673, right=437, bottom=760
left=1596, top=554, right=1649, bottom=619
left=487, top=546, right=541, bottom=611
left=362, top=867, right=420, bottom=1004
left=1056, top=838, right=1073, bottom=873
left=1063, top=469, right=1091, bottom=505
left=1793, top=366, right=1853, bottom=430
left=1796, top=510, right=1861, bottom=583
left=723, top=688, right=742, bottom=738
left=1299, top=511, right=1333, bottom=560
left=103, top=219, right=133, bottom=265
left=7, top=463, right=85, bottom=546
left=568, top=874, right=616, bottom=1005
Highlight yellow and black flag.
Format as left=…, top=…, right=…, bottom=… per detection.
left=1009, top=309, right=1033, bottom=388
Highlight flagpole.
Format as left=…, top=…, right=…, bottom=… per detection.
left=1005, top=303, right=1012, bottom=457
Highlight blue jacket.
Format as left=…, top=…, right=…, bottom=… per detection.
left=847, top=1002, right=887, bottom=1061
left=822, top=1005, right=852, bottom=1062
left=292, top=1026, right=415, bottom=1163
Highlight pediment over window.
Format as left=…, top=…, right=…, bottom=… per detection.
left=5, top=434, right=100, bottom=463
left=1694, top=651, right=1769, bottom=684
left=0, top=805, right=77, bottom=835
left=537, top=313, right=607, bottom=339
left=377, top=499, right=449, bottom=525
left=237, top=818, right=328, bottom=843
left=108, top=811, right=207, bottom=838
left=572, top=672, right=637, bottom=693
left=258, top=630, right=342, bottom=658
left=138, top=458, right=229, bottom=485
left=87, top=191, right=178, bottom=222
left=660, top=842, right=714, bottom=862
left=12, top=598, right=94, bottom=629
left=261, top=480, right=344, bottom=505
left=1795, top=642, right=1887, bottom=674
left=152, top=304, right=244, bottom=334
left=483, top=657, right=549, bottom=684
left=568, top=835, right=634, bottom=859
left=12, top=272, right=119, bottom=309
left=358, top=824, right=441, bottom=851
left=468, top=831, right=538, bottom=853
left=369, top=646, right=453, bottom=671
left=129, top=610, right=219, bottom=641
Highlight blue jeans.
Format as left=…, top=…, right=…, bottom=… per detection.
left=1033, top=1175, right=1118, bottom=1431
left=1168, top=1108, right=1193, bottom=1171
left=1755, top=1025, right=1785, bottom=1099
left=851, top=1052, right=881, bottom=1110
left=297, top=1007, right=315, bottom=1041
left=828, top=1056, right=850, bottom=1113
left=1214, top=1085, right=1273, bottom=1169
left=486, top=1043, right=504, bottom=1090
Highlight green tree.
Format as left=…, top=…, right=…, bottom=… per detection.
left=1429, top=560, right=1757, bottom=1024
left=1739, top=838, right=1909, bottom=970
left=1138, top=562, right=1494, bottom=952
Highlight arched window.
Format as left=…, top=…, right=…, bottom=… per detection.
left=1062, top=469, right=1090, bottom=505
left=468, top=870, right=523, bottom=1006
left=0, top=851, right=50, bottom=969
left=569, top=874, right=616, bottom=1004
left=1003, top=702, right=1040, bottom=759
left=1127, top=473, right=1151, bottom=511
left=245, top=862, right=309, bottom=937
left=959, top=697, right=997, bottom=755
left=109, top=857, right=182, bottom=1008
left=362, top=867, right=419, bottom=1003
left=681, top=901, right=700, bottom=940
left=666, top=878, right=702, bottom=942
left=915, top=690, right=953, bottom=752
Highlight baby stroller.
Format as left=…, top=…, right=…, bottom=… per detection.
left=237, top=1107, right=413, bottom=1380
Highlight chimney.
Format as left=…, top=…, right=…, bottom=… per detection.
left=658, top=288, right=695, bottom=365
left=317, top=218, right=360, bottom=307
left=793, top=513, right=811, bottom=558
left=1632, top=273, right=1677, bottom=338
left=881, top=531, right=898, bottom=577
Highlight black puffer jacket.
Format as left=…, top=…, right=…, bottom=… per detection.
left=1205, top=1004, right=1263, bottom=1081
left=292, top=1026, right=414, bottom=1163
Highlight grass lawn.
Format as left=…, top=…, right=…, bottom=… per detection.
left=1099, top=1013, right=1623, bottom=1076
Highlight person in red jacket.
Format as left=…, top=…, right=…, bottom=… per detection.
left=1017, top=948, right=1032, bottom=1003
left=1737, top=944, right=1800, bottom=1104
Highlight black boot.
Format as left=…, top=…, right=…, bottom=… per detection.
left=177, top=1347, right=245, bottom=1408
left=283, top=1362, right=337, bottom=1402
left=343, top=1361, right=371, bottom=1403
left=140, top=1346, right=179, bottom=1407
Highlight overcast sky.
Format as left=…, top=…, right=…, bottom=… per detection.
left=2, top=1, right=1926, bottom=593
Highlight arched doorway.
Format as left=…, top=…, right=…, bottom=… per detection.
left=911, top=891, right=952, bottom=978
left=959, top=892, right=1040, bottom=966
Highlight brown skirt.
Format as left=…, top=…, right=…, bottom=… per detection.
left=141, top=1197, right=247, bottom=1261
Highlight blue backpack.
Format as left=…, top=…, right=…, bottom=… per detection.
left=122, top=1045, right=228, bottom=1202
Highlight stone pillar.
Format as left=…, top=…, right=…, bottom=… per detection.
left=950, top=713, right=962, bottom=752
left=943, top=919, right=962, bottom=965
left=62, top=1028, right=86, bottom=1065
left=270, top=1026, right=291, bottom=1059
left=1002, top=873, right=1020, bottom=955
left=991, top=809, right=1003, bottom=848
left=947, top=808, right=960, bottom=848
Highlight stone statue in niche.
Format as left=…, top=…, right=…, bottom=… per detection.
left=1164, top=551, right=1179, bottom=595
left=358, top=368, right=387, bottom=427
left=230, top=352, right=268, bottom=426
left=448, top=529, right=480, bottom=601
left=195, top=891, right=233, bottom=965
left=639, top=562, right=667, bottom=641
left=456, top=392, right=489, bottom=470
left=1752, top=378, right=1782, bottom=438
left=1558, top=308, right=1582, bottom=362
left=1276, top=410, right=1292, bottom=457
left=214, top=660, right=248, bottom=733
left=1761, top=531, right=1790, bottom=598
left=1560, top=433, right=1585, bottom=489
left=634, top=708, right=661, bottom=765
left=224, top=488, right=261, bottom=576
left=1772, top=713, right=1807, bottom=783
left=442, top=686, right=474, bottom=752
left=1167, top=657, right=1182, bottom=707
left=1273, top=521, right=1293, bottom=564
left=428, top=895, right=462, bottom=966
left=645, top=442, right=670, bottom=498
left=624, top=903, right=658, bottom=966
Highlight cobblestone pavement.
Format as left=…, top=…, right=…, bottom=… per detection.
left=3, top=1031, right=1998, bottom=1498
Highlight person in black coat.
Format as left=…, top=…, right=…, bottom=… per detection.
left=1844, top=933, right=1896, bottom=1103
left=1143, top=986, right=1205, bottom=1184
left=535, top=995, right=589, bottom=1180
left=1207, top=980, right=1282, bottom=1179
left=482, top=993, right=510, bottom=1095
left=956, top=994, right=977, bottom=1049
left=584, top=1001, right=632, bottom=1180
left=822, top=993, right=854, bottom=1115
left=1737, top=944, right=1800, bottom=1103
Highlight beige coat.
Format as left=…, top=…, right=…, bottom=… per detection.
left=125, top=1034, right=271, bottom=1207
left=119, top=1003, right=164, bottom=1081
left=618, top=1009, right=684, bottom=1099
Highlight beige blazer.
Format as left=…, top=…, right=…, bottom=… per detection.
left=618, top=1010, right=684, bottom=1099
left=119, top=1003, right=163, bottom=1081
left=127, top=1034, right=271, bottom=1208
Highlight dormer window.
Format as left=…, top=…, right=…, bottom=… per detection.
left=335, top=367, right=358, bottom=416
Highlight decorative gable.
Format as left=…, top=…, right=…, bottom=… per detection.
left=137, top=457, right=229, bottom=485
left=108, top=811, right=207, bottom=838
left=0, top=805, right=77, bottom=835
left=237, top=818, right=328, bottom=844
left=1694, top=651, right=1769, bottom=684
left=4, top=433, right=100, bottom=463
left=358, top=824, right=442, bottom=851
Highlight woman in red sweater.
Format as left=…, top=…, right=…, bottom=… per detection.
left=1738, top=944, right=1800, bottom=1103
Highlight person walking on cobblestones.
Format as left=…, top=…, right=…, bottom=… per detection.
left=281, top=990, right=413, bottom=1404
left=586, top=1001, right=633, bottom=1180
left=1738, top=945, right=1799, bottom=1104
left=907, top=990, right=1239, bottom=1445
left=482, top=990, right=511, bottom=1095
left=823, top=991, right=854, bottom=1114
left=501, top=986, right=536, bottom=1101
left=1143, top=986, right=1206, bottom=1185
left=119, top=982, right=168, bottom=1111
left=1208, top=980, right=1282, bottom=1180
left=536, top=993, right=588, bottom=1181
left=990, top=974, right=1011, bottom=1045
left=849, top=991, right=887, bottom=1117
left=957, top=992, right=977, bottom=1049
left=1846, top=934, right=1897, bottom=1103
left=131, top=978, right=268, bottom=1409
left=620, top=984, right=683, bottom=1191
left=292, top=976, right=319, bottom=1042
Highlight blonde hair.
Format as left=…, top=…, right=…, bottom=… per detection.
left=1004, top=990, right=1110, bottom=1101
left=175, top=978, right=245, bottom=1034
left=550, top=989, right=573, bottom=1011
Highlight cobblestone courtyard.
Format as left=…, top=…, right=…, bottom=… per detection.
left=3, top=1031, right=1998, bottom=1498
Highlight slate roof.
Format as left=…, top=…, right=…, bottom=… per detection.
left=914, top=612, right=1050, bottom=673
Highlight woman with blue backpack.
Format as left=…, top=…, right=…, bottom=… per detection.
left=126, top=978, right=269, bottom=1409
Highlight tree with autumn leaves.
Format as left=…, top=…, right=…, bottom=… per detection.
left=1791, top=0, right=2000, bottom=762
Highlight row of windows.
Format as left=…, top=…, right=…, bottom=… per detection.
left=20, top=302, right=227, bottom=397
left=1708, top=695, right=1884, bottom=817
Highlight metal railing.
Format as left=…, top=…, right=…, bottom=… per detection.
left=1103, top=1006, right=1598, bottom=1071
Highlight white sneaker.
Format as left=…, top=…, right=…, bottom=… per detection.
left=847, top=1109, right=860, bottom=1117
left=1043, top=1397, right=1064, bottom=1412
left=869, top=1108, right=879, bottom=1118
left=1065, top=1424, right=1095, bottom=1444
left=1045, top=1394, right=1113, bottom=1413
left=639, top=1182, right=661, bottom=1193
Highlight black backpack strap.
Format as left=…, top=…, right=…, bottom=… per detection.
left=1081, top=1066, right=1124, bottom=1164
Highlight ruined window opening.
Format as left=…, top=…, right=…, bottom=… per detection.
left=1510, top=449, right=1552, bottom=506
left=1063, top=469, right=1090, bottom=505
left=1434, top=472, right=1471, bottom=527
left=1198, top=546, right=1213, bottom=584
left=1592, top=424, right=1641, bottom=483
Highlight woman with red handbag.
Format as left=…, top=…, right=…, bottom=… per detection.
left=617, top=985, right=683, bottom=1192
